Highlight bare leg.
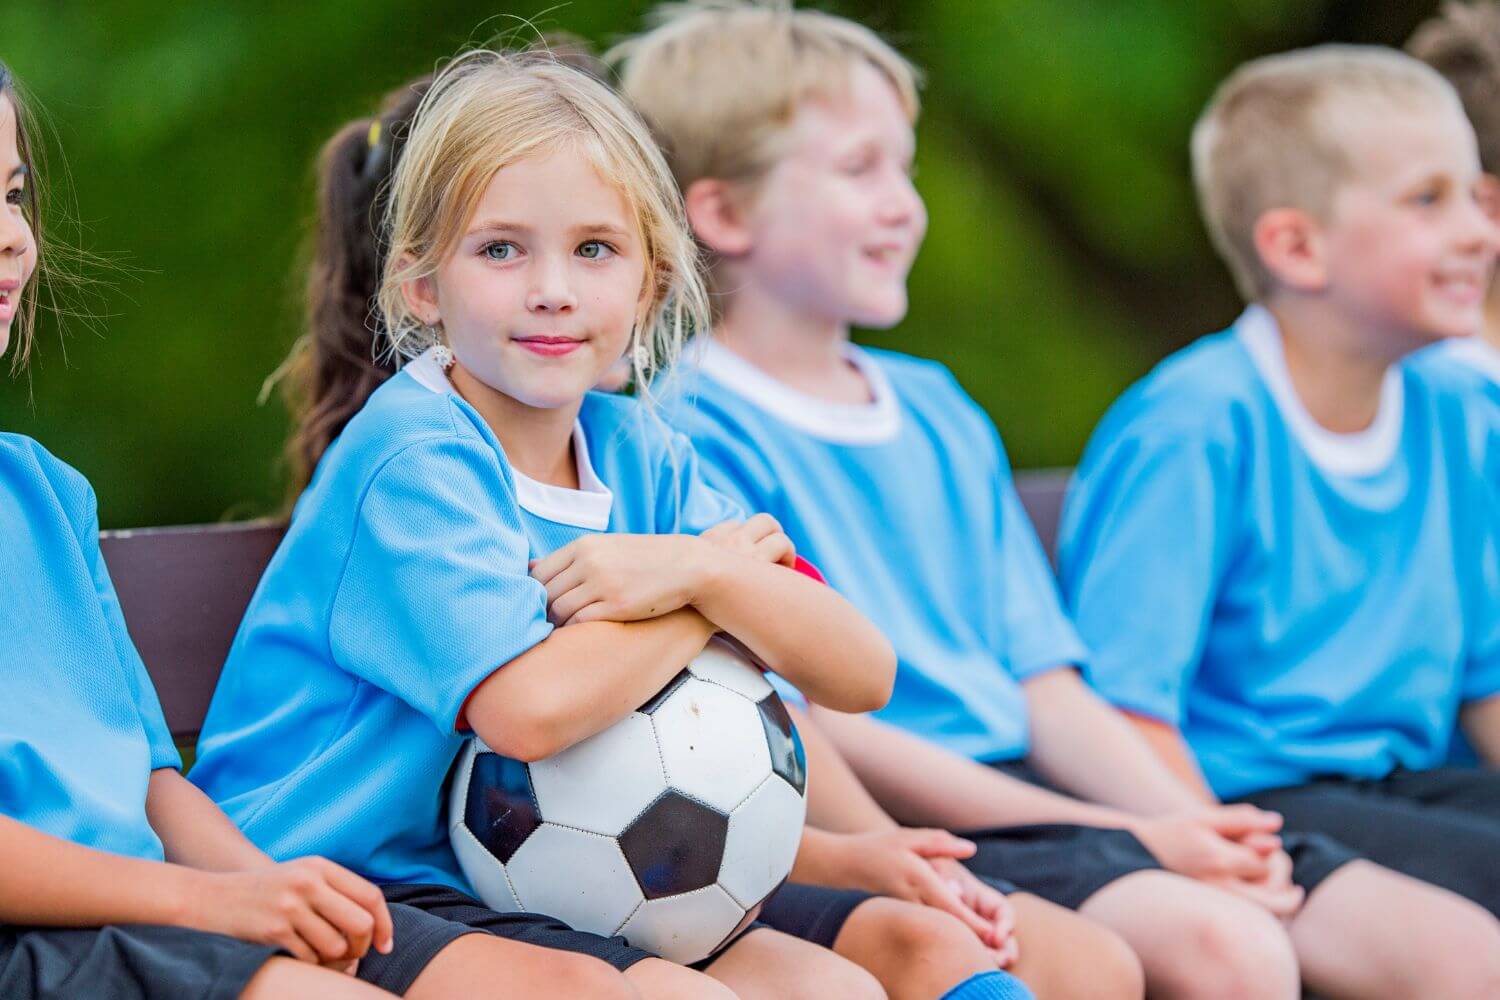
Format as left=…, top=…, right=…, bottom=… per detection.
left=1290, top=860, right=1500, bottom=1000
left=626, top=956, right=741, bottom=999
left=832, top=896, right=994, bottom=999
left=705, top=927, right=885, bottom=1000
left=402, top=932, right=639, bottom=1000
left=1080, top=870, right=1299, bottom=1000
left=239, top=957, right=395, bottom=999
left=1006, top=894, right=1143, bottom=1000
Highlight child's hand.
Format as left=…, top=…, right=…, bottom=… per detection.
left=191, top=857, right=394, bottom=970
left=832, top=828, right=1017, bottom=963
left=530, top=533, right=705, bottom=626
left=1201, top=846, right=1306, bottom=919
left=700, top=514, right=797, bottom=568
left=1128, top=804, right=1288, bottom=888
left=926, top=855, right=1021, bottom=967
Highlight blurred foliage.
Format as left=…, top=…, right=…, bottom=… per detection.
left=0, top=0, right=1444, bottom=526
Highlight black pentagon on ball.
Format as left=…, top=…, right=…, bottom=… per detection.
left=463, top=751, right=542, bottom=864
left=638, top=669, right=692, bottom=715
left=618, top=791, right=729, bottom=899
left=757, top=693, right=807, bottom=795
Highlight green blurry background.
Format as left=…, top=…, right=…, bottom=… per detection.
left=0, top=1, right=1444, bottom=527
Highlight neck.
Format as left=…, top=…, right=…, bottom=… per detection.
left=713, top=283, right=873, bottom=405
left=1262, top=298, right=1397, bottom=435
left=448, top=361, right=580, bottom=488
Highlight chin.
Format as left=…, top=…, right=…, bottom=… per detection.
left=849, top=297, right=909, bottom=330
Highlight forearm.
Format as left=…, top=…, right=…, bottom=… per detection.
left=693, top=554, right=894, bottom=713
left=808, top=707, right=1132, bottom=830
left=1023, top=669, right=1212, bottom=814
left=788, top=827, right=859, bottom=888
left=148, top=769, right=275, bottom=873
left=0, top=813, right=204, bottom=928
left=466, top=608, right=716, bottom=761
left=1461, top=693, right=1500, bottom=767
left=790, top=705, right=900, bottom=834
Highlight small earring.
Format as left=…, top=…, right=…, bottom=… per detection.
left=430, top=342, right=453, bottom=372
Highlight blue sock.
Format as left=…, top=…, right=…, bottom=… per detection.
left=939, top=971, right=1036, bottom=1000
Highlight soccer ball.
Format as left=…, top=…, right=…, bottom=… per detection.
left=448, top=638, right=808, bottom=964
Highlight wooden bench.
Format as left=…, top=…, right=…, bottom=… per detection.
left=101, top=470, right=1073, bottom=744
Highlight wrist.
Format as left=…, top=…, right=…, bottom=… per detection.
left=160, top=865, right=216, bottom=931
left=684, top=537, right=733, bottom=611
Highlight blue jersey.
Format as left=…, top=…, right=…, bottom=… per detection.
left=667, top=339, right=1086, bottom=763
left=1058, top=306, right=1500, bottom=799
left=191, top=350, right=741, bottom=892
left=0, top=434, right=179, bottom=861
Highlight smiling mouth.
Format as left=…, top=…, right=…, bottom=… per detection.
left=514, top=335, right=585, bottom=357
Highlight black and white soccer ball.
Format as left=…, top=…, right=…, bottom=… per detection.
left=448, top=638, right=808, bottom=964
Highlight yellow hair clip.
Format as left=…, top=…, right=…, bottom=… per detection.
left=367, top=120, right=383, bottom=149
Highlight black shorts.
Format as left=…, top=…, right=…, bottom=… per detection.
left=756, top=882, right=873, bottom=950
left=367, top=883, right=655, bottom=992
left=1242, top=767, right=1500, bottom=918
left=979, top=759, right=1358, bottom=903
left=0, top=922, right=276, bottom=1000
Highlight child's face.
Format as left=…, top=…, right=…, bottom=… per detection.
left=0, top=96, right=36, bottom=358
left=410, top=144, right=646, bottom=411
left=1318, top=101, right=1498, bottom=351
left=739, top=62, right=926, bottom=329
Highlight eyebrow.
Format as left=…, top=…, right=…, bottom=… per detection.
left=469, top=220, right=631, bottom=239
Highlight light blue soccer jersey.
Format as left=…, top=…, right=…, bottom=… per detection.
left=0, top=434, right=180, bottom=862
left=190, top=350, right=741, bottom=892
left=1058, top=306, right=1500, bottom=799
left=666, top=339, right=1086, bottom=763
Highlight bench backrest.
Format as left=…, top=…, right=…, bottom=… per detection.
left=101, top=470, right=1074, bottom=743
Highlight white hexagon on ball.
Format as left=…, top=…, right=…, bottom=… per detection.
left=617, top=884, right=747, bottom=965
left=506, top=824, right=644, bottom=934
left=688, top=640, right=774, bottom=701
left=652, top=678, right=772, bottom=813
left=529, top=712, right=667, bottom=836
left=718, top=774, right=807, bottom=909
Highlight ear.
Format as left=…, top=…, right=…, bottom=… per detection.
left=684, top=178, right=754, bottom=257
left=399, top=264, right=442, bottom=327
left=1252, top=208, right=1328, bottom=293
left=1477, top=173, right=1500, bottom=225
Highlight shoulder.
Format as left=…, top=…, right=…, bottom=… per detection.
left=1096, top=332, right=1258, bottom=450
left=0, top=432, right=98, bottom=528
left=326, top=370, right=502, bottom=485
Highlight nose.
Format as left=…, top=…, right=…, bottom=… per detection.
left=1460, top=179, right=1500, bottom=256
left=525, top=252, right=578, bottom=314
left=877, top=167, right=925, bottom=231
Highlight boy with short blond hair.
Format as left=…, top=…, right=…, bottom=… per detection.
left=1060, top=41, right=1500, bottom=992
left=618, top=4, right=1500, bottom=995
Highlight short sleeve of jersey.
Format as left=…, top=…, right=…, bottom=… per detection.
left=1058, top=424, right=1235, bottom=725
left=994, top=467, right=1089, bottom=681
left=659, top=430, right=747, bottom=534
left=329, top=436, right=553, bottom=732
left=1463, top=467, right=1500, bottom=702
left=76, top=482, right=180, bottom=771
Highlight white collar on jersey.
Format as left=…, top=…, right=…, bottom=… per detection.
left=1439, top=335, right=1500, bottom=387
left=403, top=347, right=613, bottom=529
left=691, top=336, right=902, bottom=444
left=1234, top=304, right=1404, bottom=478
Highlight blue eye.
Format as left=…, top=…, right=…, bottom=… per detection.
left=482, top=241, right=516, bottom=261
left=578, top=240, right=615, bottom=260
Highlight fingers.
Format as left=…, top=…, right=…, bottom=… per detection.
left=907, top=829, right=978, bottom=860
left=289, top=906, right=352, bottom=965
left=528, top=545, right=578, bottom=588
left=1203, top=803, right=1283, bottom=837
left=752, top=532, right=796, bottom=567
left=563, top=602, right=610, bottom=627
left=548, top=581, right=598, bottom=626
left=310, top=883, right=374, bottom=961
left=321, top=864, right=394, bottom=954
left=1240, top=830, right=1284, bottom=855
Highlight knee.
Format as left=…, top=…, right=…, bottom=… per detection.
left=1171, top=906, right=1299, bottom=1000
left=867, top=900, right=989, bottom=970
left=1400, top=902, right=1500, bottom=1000
left=1083, top=927, right=1145, bottom=1000
left=547, top=953, right=640, bottom=1000
left=794, top=957, right=885, bottom=1000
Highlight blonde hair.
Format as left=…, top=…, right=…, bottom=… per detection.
left=1409, top=2, right=1500, bottom=173
left=377, top=48, right=709, bottom=398
left=1192, top=45, right=1463, bottom=300
left=609, top=0, right=920, bottom=196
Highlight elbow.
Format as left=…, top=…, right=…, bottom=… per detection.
left=469, top=700, right=570, bottom=764
left=830, top=635, right=897, bottom=714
